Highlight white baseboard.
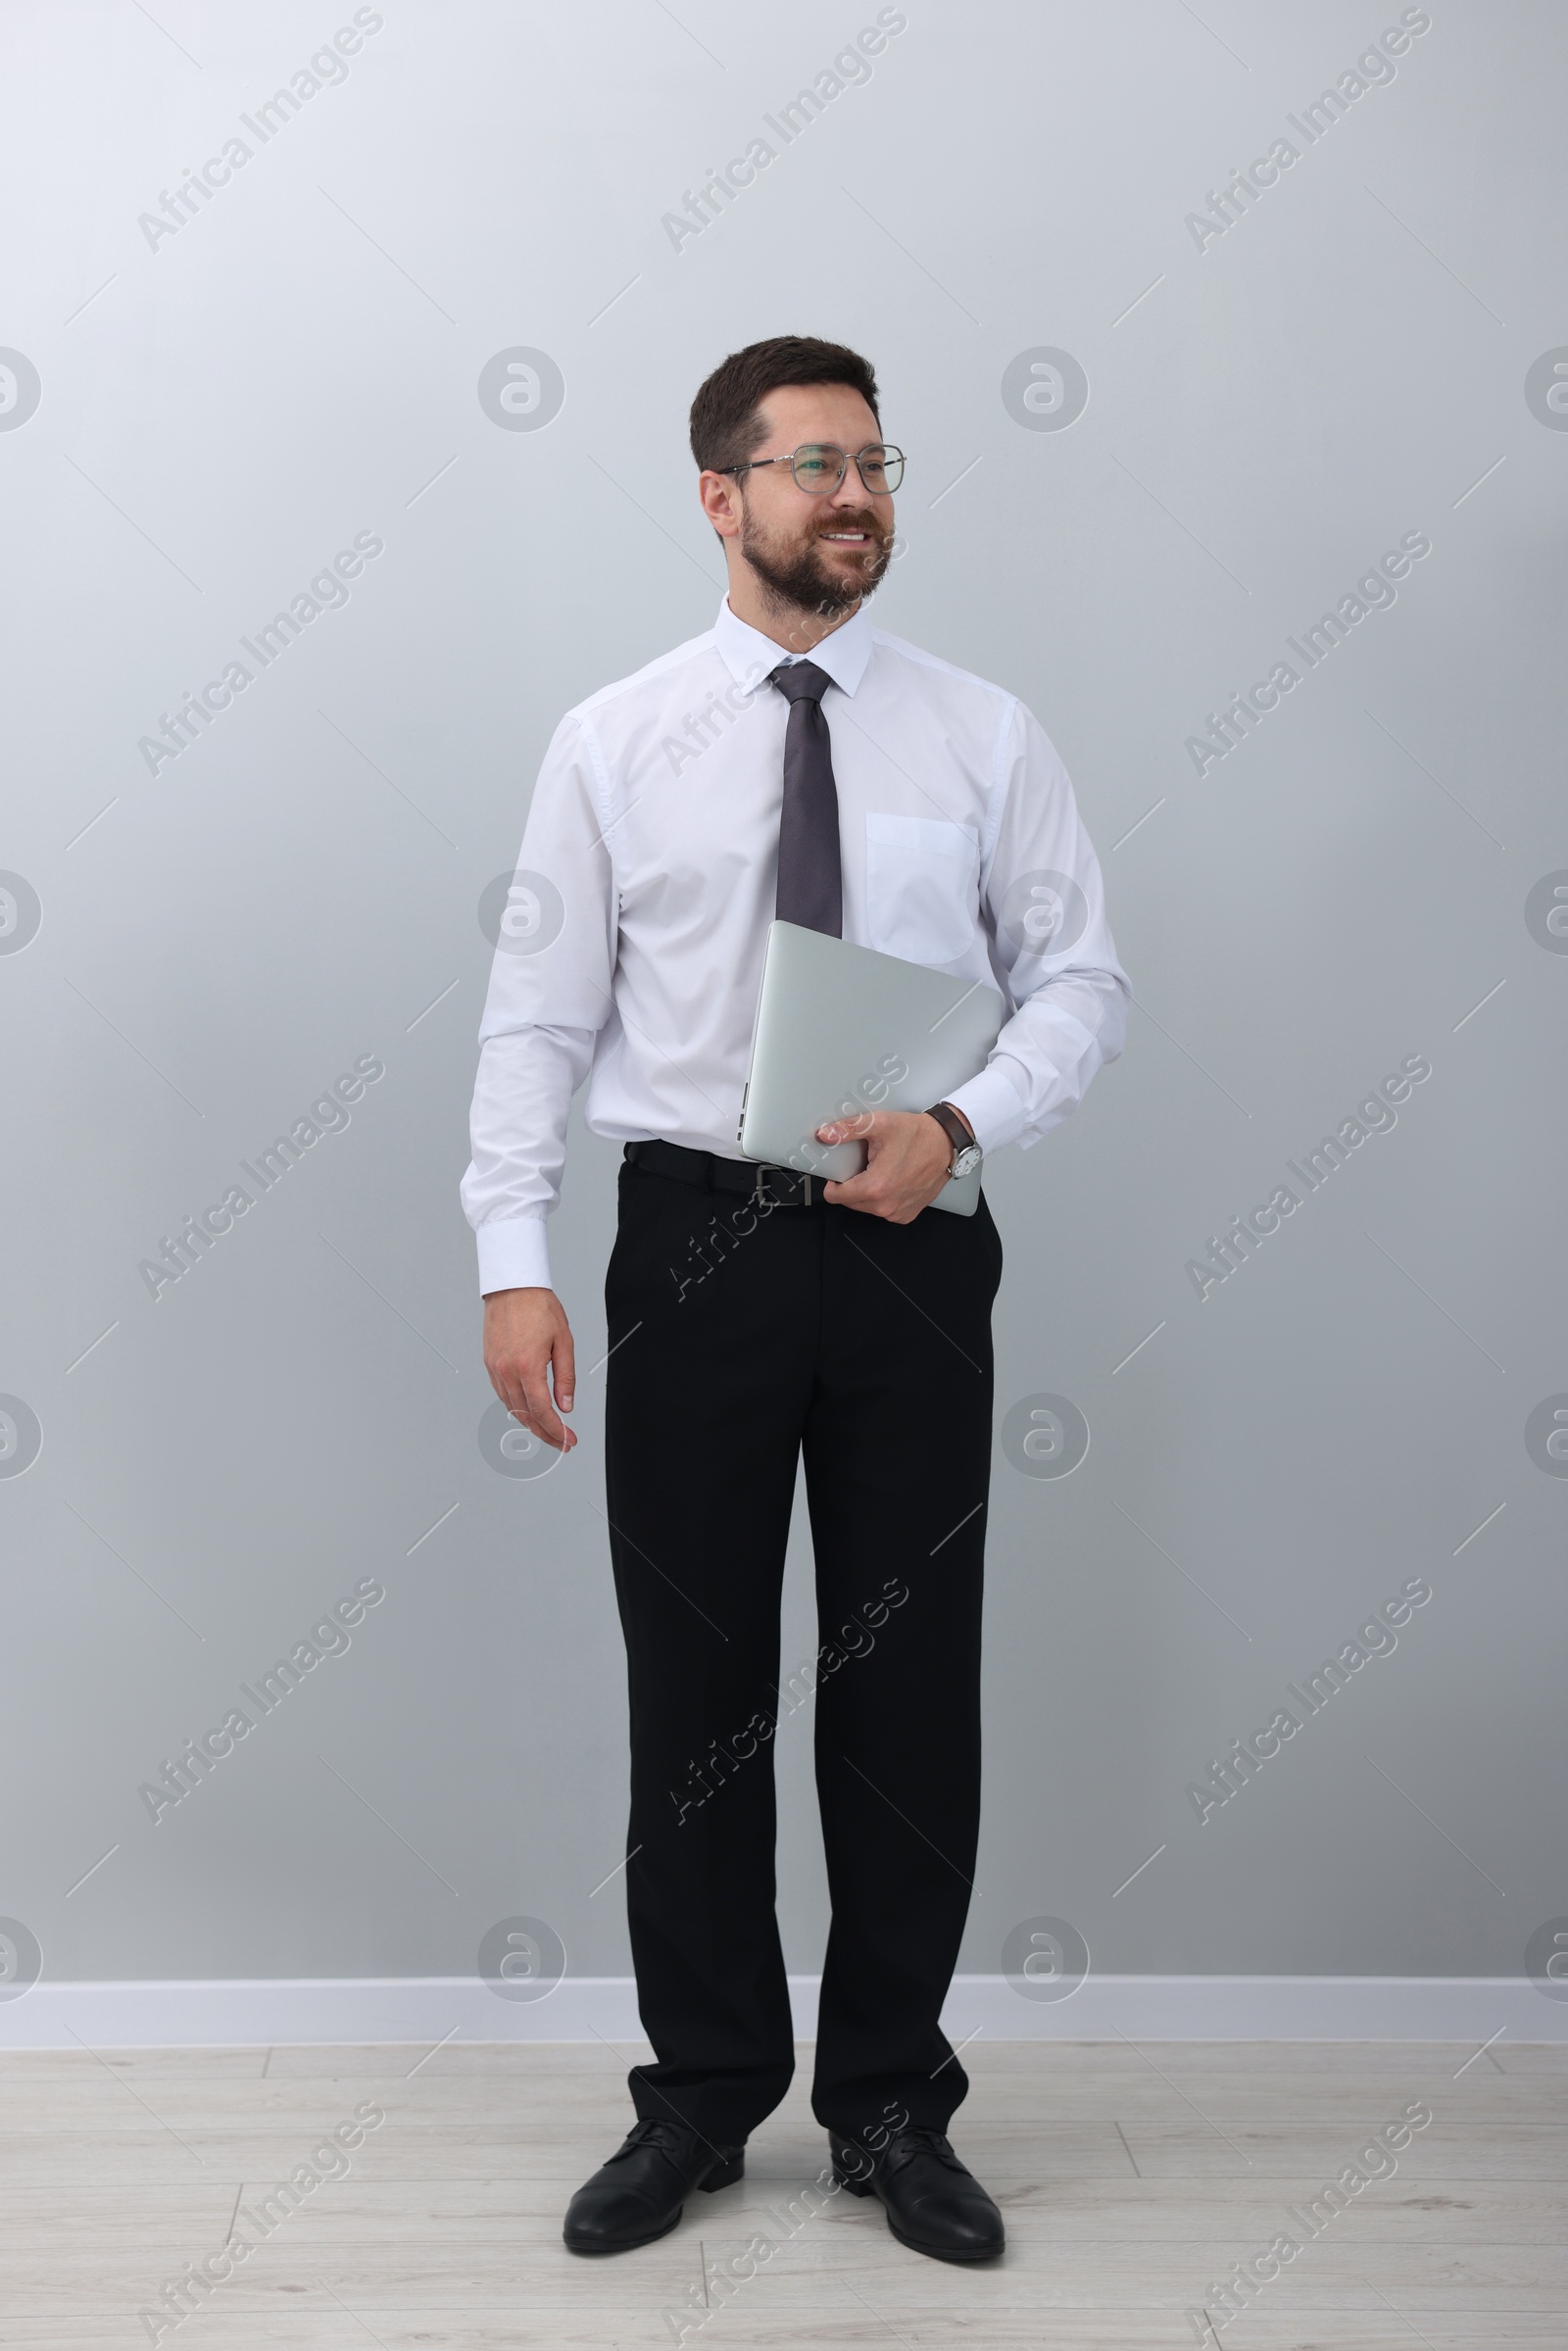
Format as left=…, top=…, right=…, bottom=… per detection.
left=1, top=1975, right=1562, bottom=2049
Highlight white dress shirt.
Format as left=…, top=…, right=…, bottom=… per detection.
left=463, top=597, right=1130, bottom=1294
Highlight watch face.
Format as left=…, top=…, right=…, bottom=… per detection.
left=954, top=1143, right=982, bottom=1176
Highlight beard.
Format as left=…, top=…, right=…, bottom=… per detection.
left=738, top=501, right=894, bottom=621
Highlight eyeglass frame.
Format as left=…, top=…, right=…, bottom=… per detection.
left=714, top=442, right=905, bottom=496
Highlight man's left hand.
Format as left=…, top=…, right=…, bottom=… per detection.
left=814, top=1105, right=972, bottom=1223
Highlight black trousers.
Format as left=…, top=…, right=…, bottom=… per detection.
left=603, top=1148, right=1003, bottom=2149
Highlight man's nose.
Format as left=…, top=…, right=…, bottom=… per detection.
left=826, top=468, right=878, bottom=510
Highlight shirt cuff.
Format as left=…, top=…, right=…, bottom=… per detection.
left=475, top=1213, right=554, bottom=1297
left=944, top=1064, right=1029, bottom=1157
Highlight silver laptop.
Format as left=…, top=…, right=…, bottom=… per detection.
left=738, top=921, right=1004, bottom=1215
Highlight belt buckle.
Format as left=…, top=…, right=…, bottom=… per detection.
left=754, top=1164, right=811, bottom=1209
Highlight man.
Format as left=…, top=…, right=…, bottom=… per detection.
left=463, top=335, right=1128, bottom=2264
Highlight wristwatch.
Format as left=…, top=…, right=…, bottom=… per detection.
left=924, top=1101, right=983, bottom=1180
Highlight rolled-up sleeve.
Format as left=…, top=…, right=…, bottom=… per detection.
left=461, top=718, right=616, bottom=1294
left=945, top=701, right=1130, bottom=1155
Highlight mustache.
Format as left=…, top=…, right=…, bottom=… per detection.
left=809, top=508, right=890, bottom=546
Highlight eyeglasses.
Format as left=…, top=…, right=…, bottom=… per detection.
left=719, top=442, right=905, bottom=496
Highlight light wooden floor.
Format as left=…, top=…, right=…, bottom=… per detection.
left=2, top=2037, right=1563, bottom=2348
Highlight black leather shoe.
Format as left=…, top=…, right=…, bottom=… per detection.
left=830, top=2125, right=1004, bottom=2263
left=563, top=2118, right=745, bottom=2254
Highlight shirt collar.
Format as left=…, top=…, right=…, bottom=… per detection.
left=712, top=595, right=873, bottom=701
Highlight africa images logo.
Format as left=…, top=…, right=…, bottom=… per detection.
left=660, top=10, right=907, bottom=252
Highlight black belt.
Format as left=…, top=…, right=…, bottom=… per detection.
left=624, top=1138, right=827, bottom=1208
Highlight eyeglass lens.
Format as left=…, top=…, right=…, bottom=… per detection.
left=789, top=444, right=904, bottom=494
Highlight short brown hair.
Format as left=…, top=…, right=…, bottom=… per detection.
left=688, top=335, right=881, bottom=472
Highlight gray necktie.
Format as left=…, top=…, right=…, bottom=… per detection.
left=769, top=660, right=842, bottom=938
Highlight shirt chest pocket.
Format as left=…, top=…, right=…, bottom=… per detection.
left=864, top=813, right=980, bottom=966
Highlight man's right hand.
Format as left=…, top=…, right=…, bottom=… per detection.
left=483, top=1287, right=577, bottom=1455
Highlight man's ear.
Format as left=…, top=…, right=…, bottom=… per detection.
left=698, top=469, right=743, bottom=540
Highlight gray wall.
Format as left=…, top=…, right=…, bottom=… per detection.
left=3, top=0, right=1563, bottom=1998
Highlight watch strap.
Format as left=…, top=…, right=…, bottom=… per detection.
left=924, top=1101, right=974, bottom=1175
